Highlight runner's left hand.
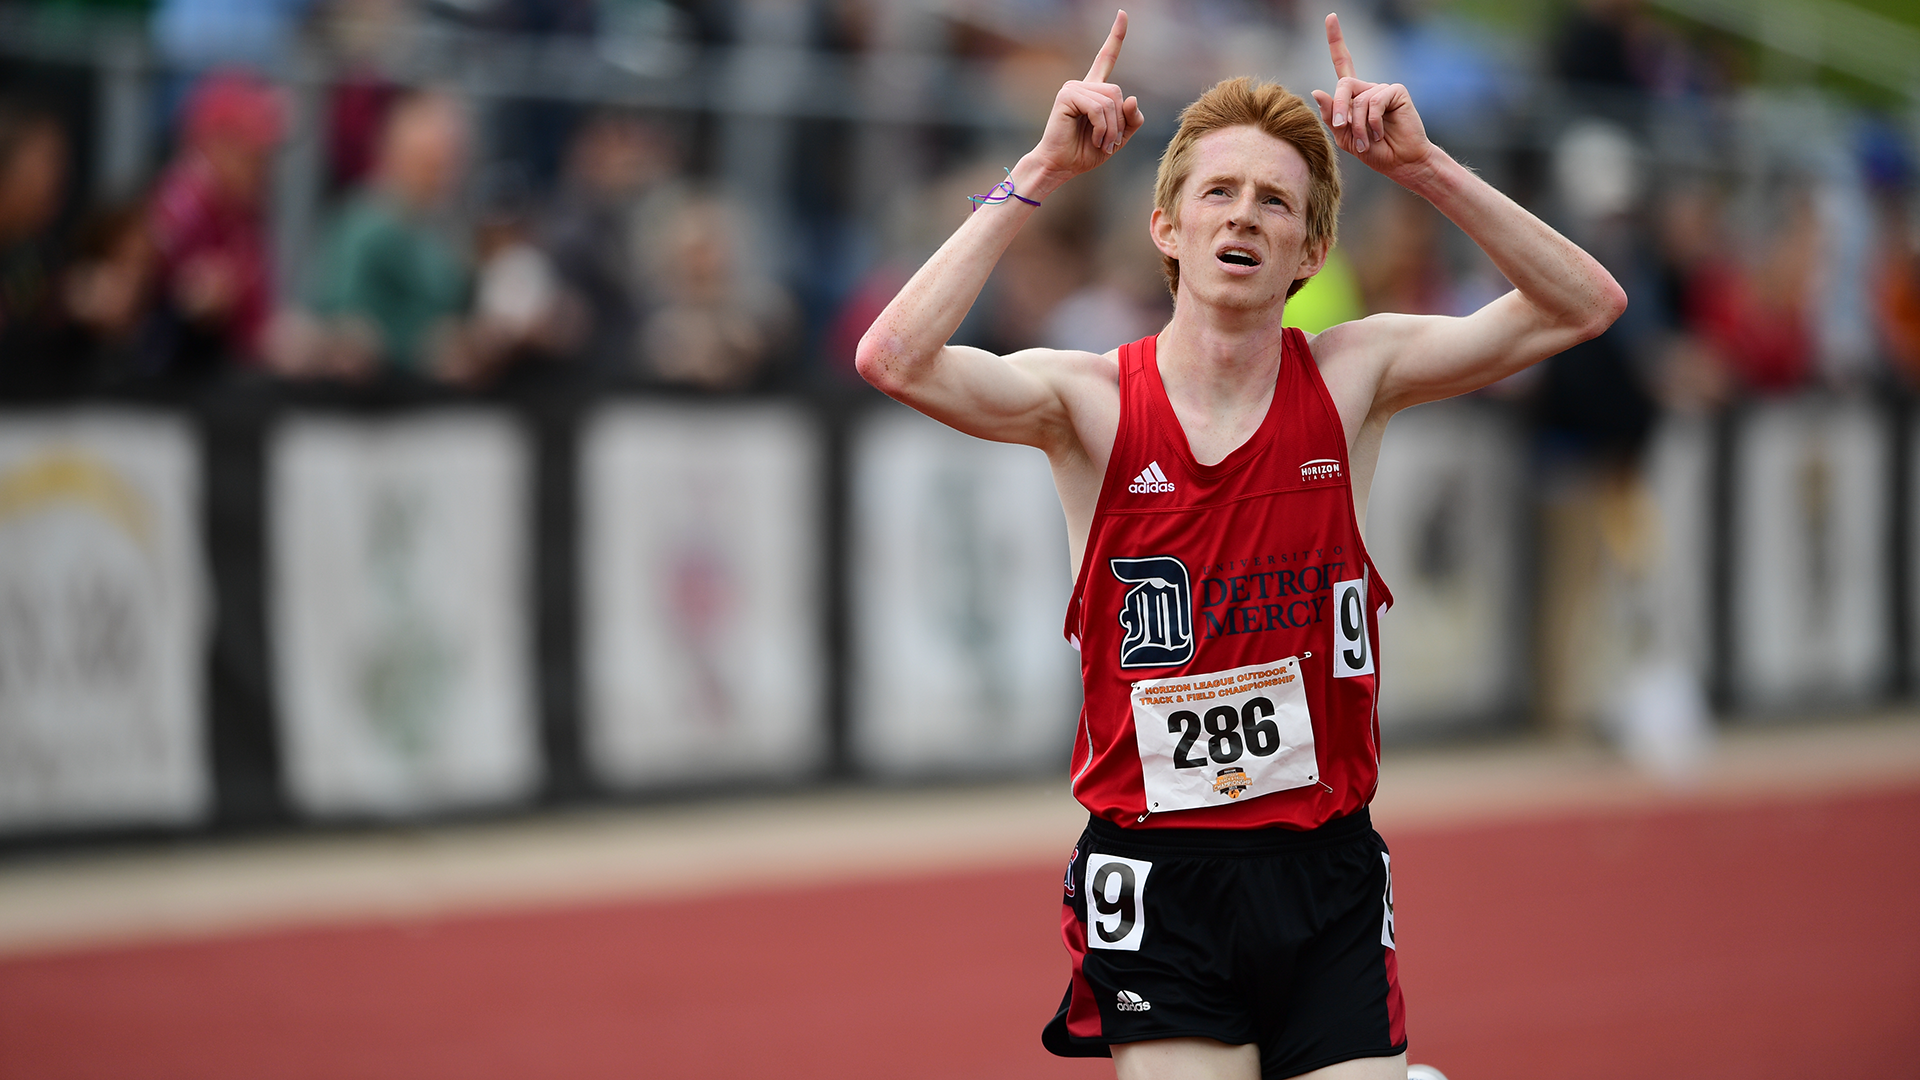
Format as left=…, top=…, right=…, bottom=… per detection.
left=1310, top=13, right=1433, bottom=179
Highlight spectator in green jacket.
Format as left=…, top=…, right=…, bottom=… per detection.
left=308, top=89, right=471, bottom=379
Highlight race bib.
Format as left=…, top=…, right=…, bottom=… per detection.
left=1130, top=657, right=1318, bottom=814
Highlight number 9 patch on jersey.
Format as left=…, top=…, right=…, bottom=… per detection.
left=1084, top=853, right=1152, bottom=951
left=1332, top=576, right=1374, bottom=678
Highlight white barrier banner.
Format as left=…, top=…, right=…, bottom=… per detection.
left=1644, top=416, right=1715, bottom=683
left=1734, top=398, right=1890, bottom=710
left=0, top=412, right=207, bottom=830
left=580, top=404, right=826, bottom=787
left=1365, top=401, right=1524, bottom=732
left=850, top=406, right=1080, bottom=775
left=270, top=414, right=539, bottom=816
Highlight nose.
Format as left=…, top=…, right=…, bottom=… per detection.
left=1228, top=193, right=1259, bottom=231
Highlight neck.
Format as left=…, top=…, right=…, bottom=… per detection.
left=1151, top=290, right=1292, bottom=467
left=1155, top=289, right=1290, bottom=409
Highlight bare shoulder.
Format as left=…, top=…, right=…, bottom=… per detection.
left=1004, top=344, right=1122, bottom=457
left=1305, top=311, right=1443, bottom=379
left=1007, top=344, right=1121, bottom=392
left=1302, top=312, right=1438, bottom=439
left=1011, top=345, right=1123, bottom=546
left=873, top=343, right=1112, bottom=456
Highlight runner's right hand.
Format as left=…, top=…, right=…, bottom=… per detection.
left=1028, top=11, right=1146, bottom=185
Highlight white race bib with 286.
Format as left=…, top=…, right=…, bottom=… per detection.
left=1130, top=657, right=1318, bottom=813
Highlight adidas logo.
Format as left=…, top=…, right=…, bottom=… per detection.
left=1129, top=461, right=1175, bottom=494
left=1115, top=990, right=1152, bottom=1012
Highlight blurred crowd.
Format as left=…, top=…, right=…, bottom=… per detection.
left=0, top=0, right=1913, bottom=757
left=0, top=0, right=1914, bottom=410
left=0, top=0, right=802, bottom=394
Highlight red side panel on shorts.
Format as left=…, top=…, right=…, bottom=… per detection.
left=1383, top=943, right=1406, bottom=1047
left=1060, top=904, right=1103, bottom=1039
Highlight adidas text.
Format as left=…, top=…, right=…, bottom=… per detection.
left=1130, top=461, right=1175, bottom=494
left=1115, top=990, right=1152, bottom=1012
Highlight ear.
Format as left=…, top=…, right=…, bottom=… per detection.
left=1294, top=235, right=1331, bottom=281
left=1150, top=206, right=1180, bottom=260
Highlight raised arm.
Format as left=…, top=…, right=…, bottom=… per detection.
left=1307, top=13, right=1627, bottom=418
left=854, top=11, right=1146, bottom=450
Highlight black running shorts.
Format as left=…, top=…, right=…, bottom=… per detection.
left=1042, top=809, right=1407, bottom=1079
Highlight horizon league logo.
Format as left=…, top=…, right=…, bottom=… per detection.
left=1110, top=556, right=1194, bottom=669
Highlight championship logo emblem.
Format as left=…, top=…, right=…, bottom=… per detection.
left=1212, top=766, right=1252, bottom=798
left=1110, top=556, right=1194, bottom=669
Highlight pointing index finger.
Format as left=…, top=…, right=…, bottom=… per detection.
left=1086, top=9, right=1128, bottom=83
left=1325, top=12, right=1356, bottom=80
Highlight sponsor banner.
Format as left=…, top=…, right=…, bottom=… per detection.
left=269, top=413, right=539, bottom=817
left=579, top=403, right=826, bottom=787
left=1733, top=397, right=1890, bottom=710
left=1643, top=416, right=1715, bottom=683
left=0, top=412, right=207, bottom=830
left=850, top=406, right=1080, bottom=775
left=1365, top=401, right=1525, bottom=732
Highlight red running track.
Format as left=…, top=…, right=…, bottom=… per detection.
left=2, top=784, right=1917, bottom=1080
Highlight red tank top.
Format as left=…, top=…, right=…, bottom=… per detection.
left=1064, top=330, right=1392, bottom=830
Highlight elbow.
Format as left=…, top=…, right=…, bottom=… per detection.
left=853, top=328, right=895, bottom=393
left=857, top=321, right=938, bottom=400
left=1602, top=279, right=1629, bottom=327
left=1578, top=280, right=1629, bottom=343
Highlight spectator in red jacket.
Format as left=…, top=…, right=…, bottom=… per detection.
left=148, top=69, right=283, bottom=372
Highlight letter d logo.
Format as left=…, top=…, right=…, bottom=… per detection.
left=1110, top=556, right=1194, bottom=669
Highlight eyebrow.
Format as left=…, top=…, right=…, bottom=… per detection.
left=1195, top=174, right=1295, bottom=204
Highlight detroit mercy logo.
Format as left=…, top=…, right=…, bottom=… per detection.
left=1110, top=556, right=1195, bottom=669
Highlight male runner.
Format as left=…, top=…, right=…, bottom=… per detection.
left=857, top=12, right=1624, bottom=1079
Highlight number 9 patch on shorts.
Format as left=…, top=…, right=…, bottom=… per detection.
left=1084, top=853, right=1153, bottom=951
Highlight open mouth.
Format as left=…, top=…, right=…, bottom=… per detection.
left=1216, top=247, right=1261, bottom=268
